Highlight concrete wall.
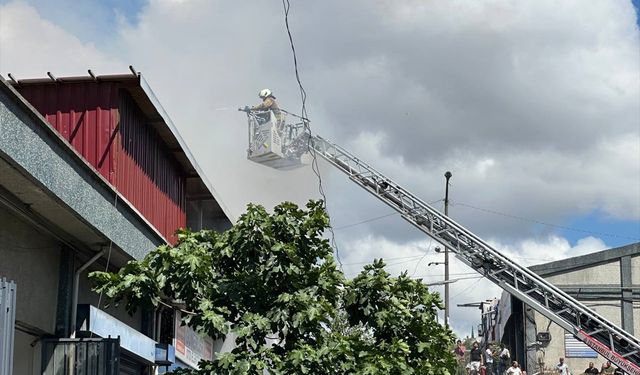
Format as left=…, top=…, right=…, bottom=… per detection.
left=528, top=255, right=639, bottom=374
left=632, top=256, right=640, bottom=285
left=0, top=203, right=148, bottom=373
left=545, top=260, right=620, bottom=286
left=635, top=304, right=640, bottom=341
left=0, top=204, right=59, bottom=375
left=531, top=301, right=629, bottom=372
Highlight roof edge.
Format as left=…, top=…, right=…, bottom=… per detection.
left=529, top=242, right=640, bottom=276
left=137, top=74, right=235, bottom=222
left=7, top=71, right=235, bottom=224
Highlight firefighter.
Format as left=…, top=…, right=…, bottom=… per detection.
left=251, top=88, right=284, bottom=126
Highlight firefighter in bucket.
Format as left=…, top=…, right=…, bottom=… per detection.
left=242, top=88, right=285, bottom=128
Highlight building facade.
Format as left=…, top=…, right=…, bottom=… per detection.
left=489, top=243, right=639, bottom=374
left=0, top=72, right=233, bottom=374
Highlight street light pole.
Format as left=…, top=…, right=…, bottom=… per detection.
left=444, top=171, right=452, bottom=328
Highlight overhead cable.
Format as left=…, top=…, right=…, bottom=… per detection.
left=281, top=0, right=342, bottom=268
left=454, top=201, right=640, bottom=241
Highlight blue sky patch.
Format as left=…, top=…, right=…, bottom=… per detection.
left=559, top=211, right=640, bottom=248
left=0, top=0, right=146, bottom=44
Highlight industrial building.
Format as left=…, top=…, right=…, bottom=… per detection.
left=0, top=71, right=232, bottom=374
left=485, top=242, right=639, bottom=374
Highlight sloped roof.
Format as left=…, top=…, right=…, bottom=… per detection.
left=9, top=70, right=234, bottom=223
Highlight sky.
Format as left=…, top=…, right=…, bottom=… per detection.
left=0, top=0, right=638, bottom=337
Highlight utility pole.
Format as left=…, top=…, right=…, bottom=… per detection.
left=444, top=171, right=452, bottom=328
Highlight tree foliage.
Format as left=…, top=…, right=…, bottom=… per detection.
left=90, top=200, right=455, bottom=374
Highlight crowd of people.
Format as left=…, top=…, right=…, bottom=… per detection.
left=454, top=340, right=519, bottom=375
left=453, top=341, right=626, bottom=375
left=554, top=358, right=626, bottom=375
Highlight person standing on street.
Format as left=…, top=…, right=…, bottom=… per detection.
left=454, top=340, right=466, bottom=375
left=584, top=362, right=599, bottom=374
left=600, top=361, right=615, bottom=375
left=555, top=357, right=569, bottom=375
left=498, top=344, right=511, bottom=375
left=506, top=361, right=523, bottom=375
left=468, top=342, right=482, bottom=375
left=484, top=345, right=495, bottom=375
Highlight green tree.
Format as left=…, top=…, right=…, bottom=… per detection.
left=91, top=200, right=455, bottom=374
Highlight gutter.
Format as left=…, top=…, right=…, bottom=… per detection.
left=70, top=250, right=105, bottom=338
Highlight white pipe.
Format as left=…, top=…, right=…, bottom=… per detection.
left=70, top=250, right=105, bottom=338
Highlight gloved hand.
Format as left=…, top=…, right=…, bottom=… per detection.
left=238, top=106, right=251, bottom=112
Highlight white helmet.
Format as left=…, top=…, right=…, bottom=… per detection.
left=259, top=88, right=272, bottom=99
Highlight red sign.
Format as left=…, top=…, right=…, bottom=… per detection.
left=174, top=311, right=214, bottom=369
left=576, top=330, right=640, bottom=375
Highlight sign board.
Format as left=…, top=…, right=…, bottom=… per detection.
left=77, top=304, right=156, bottom=364
left=174, top=311, right=214, bottom=369
left=565, top=334, right=598, bottom=358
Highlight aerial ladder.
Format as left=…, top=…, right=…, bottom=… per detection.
left=240, top=108, right=640, bottom=373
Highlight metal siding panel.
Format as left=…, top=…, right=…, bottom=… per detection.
left=59, top=84, right=71, bottom=139
left=87, top=84, right=97, bottom=166
left=41, top=339, right=120, bottom=375
left=96, top=84, right=109, bottom=179
left=70, top=84, right=85, bottom=149
left=16, top=83, right=187, bottom=244
left=116, top=92, right=186, bottom=243
left=109, top=86, right=119, bottom=184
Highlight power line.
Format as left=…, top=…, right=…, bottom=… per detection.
left=451, top=278, right=481, bottom=299
left=334, top=199, right=444, bottom=231
left=341, top=254, right=426, bottom=266
left=417, top=275, right=484, bottom=285
left=412, top=272, right=479, bottom=278
left=453, top=202, right=640, bottom=241
left=410, top=239, right=432, bottom=278
left=281, top=0, right=342, bottom=269
left=365, top=256, right=429, bottom=269
left=335, top=212, right=399, bottom=230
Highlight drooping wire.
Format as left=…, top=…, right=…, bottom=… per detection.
left=92, top=193, right=118, bottom=338
left=451, top=278, right=480, bottom=299
left=334, top=199, right=444, bottom=231
left=334, top=212, right=399, bottom=230
left=453, top=201, right=640, bottom=241
left=281, top=0, right=343, bottom=269
left=341, top=254, right=426, bottom=266
left=410, top=239, right=433, bottom=278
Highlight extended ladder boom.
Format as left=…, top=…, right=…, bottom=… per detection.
left=242, top=110, right=639, bottom=372
left=309, top=135, right=640, bottom=374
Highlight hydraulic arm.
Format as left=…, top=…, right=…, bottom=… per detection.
left=242, top=109, right=640, bottom=373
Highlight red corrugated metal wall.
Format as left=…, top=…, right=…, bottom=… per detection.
left=118, top=92, right=185, bottom=244
left=17, top=83, right=185, bottom=244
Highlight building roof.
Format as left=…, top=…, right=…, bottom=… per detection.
left=8, top=70, right=234, bottom=223
left=529, top=242, right=639, bottom=277
left=0, top=76, right=160, bottom=262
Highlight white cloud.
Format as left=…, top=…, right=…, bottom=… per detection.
left=488, top=235, right=608, bottom=266
left=340, top=233, right=608, bottom=337
left=0, top=2, right=124, bottom=77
